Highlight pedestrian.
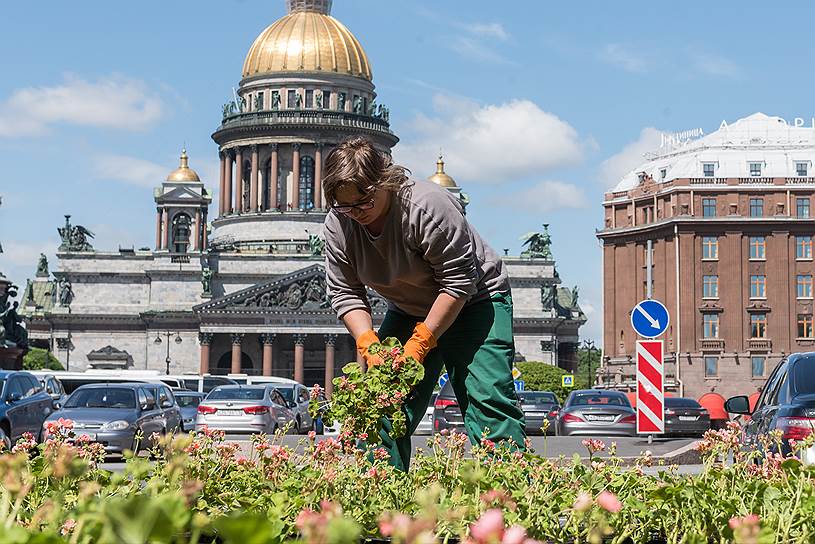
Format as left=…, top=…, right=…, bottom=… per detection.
left=322, top=136, right=525, bottom=470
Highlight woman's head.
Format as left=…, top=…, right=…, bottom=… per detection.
left=322, top=137, right=409, bottom=224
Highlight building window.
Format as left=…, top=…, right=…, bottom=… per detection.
left=798, top=275, right=813, bottom=298
left=797, top=162, right=809, bottom=177
left=797, top=236, right=813, bottom=259
left=298, top=155, right=315, bottom=210
left=749, top=236, right=766, bottom=260
left=171, top=213, right=191, bottom=254
left=305, top=89, right=314, bottom=108
left=702, top=236, right=719, bottom=260
left=703, top=314, right=719, bottom=338
left=751, top=356, right=765, bottom=378
left=750, top=313, right=767, bottom=338
left=797, top=197, right=810, bottom=218
left=798, top=314, right=814, bottom=338
left=321, top=90, right=331, bottom=109
left=750, top=275, right=766, bottom=298
left=703, top=275, right=719, bottom=298
left=704, top=356, right=718, bottom=377
left=660, top=168, right=667, bottom=181
left=287, top=89, right=297, bottom=109
left=703, top=163, right=715, bottom=177
left=749, top=162, right=762, bottom=177
left=702, top=198, right=717, bottom=217
left=749, top=198, right=764, bottom=217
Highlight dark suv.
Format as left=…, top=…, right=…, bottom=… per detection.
left=726, top=352, right=815, bottom=463
left=433, top=381, right=463, bottom=433
left=0, top=370, right=54, bottom=448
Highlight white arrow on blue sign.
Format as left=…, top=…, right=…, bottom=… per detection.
left=630, top=299, right=670, bottom=338
left=438, top=372, right=449, bottom=389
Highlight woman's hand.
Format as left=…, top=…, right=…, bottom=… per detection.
left=355, top=329, right=383, bottom=366
left=402, top=322, right=437, bottom=365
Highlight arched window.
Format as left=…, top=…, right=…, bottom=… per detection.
left=299, top=155, right=315, bottom=210
left=172, top=213, right=191, bottom=254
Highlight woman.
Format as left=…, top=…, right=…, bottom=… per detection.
left=322, top=137, right=525, bottom=470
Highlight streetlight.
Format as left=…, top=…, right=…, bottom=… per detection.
left=582, top=339, right=596, bottom=388
left=154, top=331, right=182, bottom=375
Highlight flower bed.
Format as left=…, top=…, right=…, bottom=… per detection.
left=1, top=419, right=814, bottom=543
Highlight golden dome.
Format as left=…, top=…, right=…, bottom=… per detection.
left=428, top=154, right=458, bottom=188
left=166, top=149, right=201, bottom=182
left=242, top=1, right=372, bottom=80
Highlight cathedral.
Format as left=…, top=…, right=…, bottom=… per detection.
left=21, top=0, right=585, bottom=392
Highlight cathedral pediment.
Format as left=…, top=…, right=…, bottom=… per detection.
left=156, top=185, right=206, bottom=202
left=194, top=264, right=388, bottom=314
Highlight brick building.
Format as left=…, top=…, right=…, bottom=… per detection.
left=597, top=113, right=815, bottom=406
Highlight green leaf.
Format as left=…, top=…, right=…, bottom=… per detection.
left=213, top=512, right=285, bottom=544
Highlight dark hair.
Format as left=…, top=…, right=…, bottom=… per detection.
left=322, top=136, right=409, bottom=206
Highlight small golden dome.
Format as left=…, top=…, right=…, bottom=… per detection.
left=166, top=149, right=201, bottom=182
left=428, top=154, right=457, bottom=188
left=242, top=2, right=372, bottom=80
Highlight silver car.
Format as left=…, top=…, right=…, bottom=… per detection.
left=195, top=385, right=295, bottom=435
left=557, top=389, right=636, bottom=436
left=415, top=393, right=437, bottom=435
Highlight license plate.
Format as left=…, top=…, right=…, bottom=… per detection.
left=219, top=410, right=243, bottom=416
left=678, top=416, right=697, bottom=421
left=72, top=433, right=96, bottom=441
left=527, top=411, right=549, bottom=417
left=585, top=415, right=615, bottom=422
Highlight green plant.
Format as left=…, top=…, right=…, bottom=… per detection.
left=22, top=347, right=64, bottom=371
left=515, top=362, right=573, bottom=401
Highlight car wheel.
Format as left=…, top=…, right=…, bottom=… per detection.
left=0, top=425, right=10, bottom=451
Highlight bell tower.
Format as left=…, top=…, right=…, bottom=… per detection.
left=154, top=149, right=212, bottom=253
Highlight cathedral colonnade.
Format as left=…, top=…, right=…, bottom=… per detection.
left=218, top=142, right=325, bottom=216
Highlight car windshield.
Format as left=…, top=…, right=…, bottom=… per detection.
left=208, top=387, right=265, bottom=400
left=519, top=392, right=557, bottom=403
left=64, top=388, right=136, bottom=409
left=176, top=395, right=202, bottom=408
left=665, top=397, right=701, bottom=408
left=274, top=387, right=294, bottom=402
left=571, top=394, right=628, bottom=407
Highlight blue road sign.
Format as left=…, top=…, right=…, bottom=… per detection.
left=631, top=299, right=670, bottom=338
left=438, top=372, right=449, bottom=389
left=514, top=380, right=525, bottom=392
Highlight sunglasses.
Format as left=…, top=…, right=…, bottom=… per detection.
left=332, top=193, right=376, bottom=214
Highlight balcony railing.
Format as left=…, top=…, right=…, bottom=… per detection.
left=786, top=177, right=815, bottom=184
left=217, top=109, right=394, bottom=135
left=699, top=338, right=725, bottom=351
left=747, top=338, right=772, bottom=351
left=689, top=177, right=727, bottom=185
left=738, top=177, right=774, bottom=184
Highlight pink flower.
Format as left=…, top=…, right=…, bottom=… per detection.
left=729, top=514, right=761, bottom=530
left=502, top=525, right=527, bottom=544
left=572, top=492, right=592, bottom=512
left=470, top=509, right=504, bottom=544
left=582, top=438, right=606, bottom=454
left=60, top=519, right=77, bottom=535
left=308, top=430, right=316, bottom=440
left=596, top=491, right=622, bottom=513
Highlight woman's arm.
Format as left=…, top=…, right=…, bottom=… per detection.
left=424, top=292, right=467, bottom=339
left=341, top=308, right=374, bottom=340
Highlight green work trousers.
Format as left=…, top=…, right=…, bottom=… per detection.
left=376, top=293, right=526, bottom=471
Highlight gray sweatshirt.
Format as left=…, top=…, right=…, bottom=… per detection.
left=324, top=178, right=510, bottom=318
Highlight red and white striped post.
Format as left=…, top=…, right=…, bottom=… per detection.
left=636, top=340, right=664, bottom=434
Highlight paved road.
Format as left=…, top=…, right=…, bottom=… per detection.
left=100, top=434, right=697, bottom=471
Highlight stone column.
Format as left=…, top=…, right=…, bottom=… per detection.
left=198, top=333, right=213, bottom=375
left=292, top=143, right=301, bottom=211
left=234, top=147, right=244, bottom=213
left=161, top=208, right=170, bottom=250
left=218, top=152, right=226, bottom=216
left=315, top=144, right=323, bottom=209
left=294, top=334, right=305, bottom=383
left=250, top=145, right=259, bottom=212
left=193, top=209, right=201, bottom=251
left=155, top=208, right=162, bottom=250
left=201, top=211, right=208, bottom=249
left=260, top=333, right=276, bottom=376
left=324, top=334, right=336, bottom=398
left=270, top=144, right=279, bottom=210
left=225, top=151, right=234, bottom=214
left=230, top=333, right=243, bottom=374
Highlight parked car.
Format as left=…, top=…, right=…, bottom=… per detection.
left=518, top=391, right=560, bottom=435
left=139, top=383, right=182, bottom=434
left=433, top=382, right=463, bottom=433
left=664, top=397, right=710, bottom=437
left=167, top=374, right=237, bottom=393
left=43, top=383, right=168, bottom=453
left=29, top=371, right=68, bottom=409
left=0, top=371, right=54, bottom=448
left=557, top=389, right=636, bottom=436
left=174, top=391, right=205, bottom=432
left=195, top=385, right=295, bottom=435
left=726, top=352, right=815, bottom=464
left=415, top=393, right=438, bottom=435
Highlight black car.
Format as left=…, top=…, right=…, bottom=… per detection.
left=0, top=371, right=54, bottom=448
left=433, top=381, right=463, bottom=433
left=664, top=397, right=710, bottom=437
left=517, top=391, right=560, bottom=435
left=726, top=352, right=815, bottom=462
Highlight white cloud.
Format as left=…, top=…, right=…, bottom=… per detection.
left=0, top=240, right=55, bottom=267
left=692, top=53, right=739, bottom=78
left=395, top=95, right=583, bottom=183
left=92, top=154, right=169, bottom=188
left=598, top=127, right=662, bottom=188
left=455, top=21, right=509, bottom=41
left=0, top=74, right=165, bottom=137
left=600, top=44, right=645, bottom=73
left=449, top=36, right=513, bottom=64
left=500, top=180, right=588, bottom=213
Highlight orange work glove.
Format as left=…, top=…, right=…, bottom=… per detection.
left=356, top=329, right=381, bottom=366
left=402, top=322, right=437, bottom=364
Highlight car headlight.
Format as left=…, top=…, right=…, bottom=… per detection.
left=100, top=420, right=131, bottom=431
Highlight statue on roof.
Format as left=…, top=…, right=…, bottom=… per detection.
left=315, top=90, right=323, bottom=109
left=58, top=215, right=94, bottom=252
left=254, top=94, right=264, bottom=111
left=353, top=96, right=363, bottom=114
left=201, top=266, right=213, bottom=297
left=519, top=224, right=552, bottom=259
left=36, top=254, right=49, bottom=278
left=271, top=91, right=281, bottom=110
left=337, top=92, right=346, bottom=111
left=295, top=92, right=303, bottom=109
left=541, top=284, right=555, bottom=310
left=368, top=100, right=377, bottom=117
left=1, top=280, right=28, bottom=350
left=57, top=278, right=74, bottom=307
left=307, top=232, right=325, bottom=256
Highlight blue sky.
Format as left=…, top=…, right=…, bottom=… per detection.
left=2, top=0, right=814, bottom=343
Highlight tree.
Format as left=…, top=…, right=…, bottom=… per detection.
left=577, top=347, right=601, bottom=389
left=516, top=362, right=573, bottom=403
left=22, top=347, right=64, bottom=371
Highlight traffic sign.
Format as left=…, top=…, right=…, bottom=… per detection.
left=636, top=340, right=664, bottom=434
left=513, top=380, right=525, bottom=392
left=631, top=299, right=670, bottom=338
left=562, top=374, right=574, bottom=388
left=512, top=367, right=522, bottom=380
left=438, top=372, right=449, bottom=389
